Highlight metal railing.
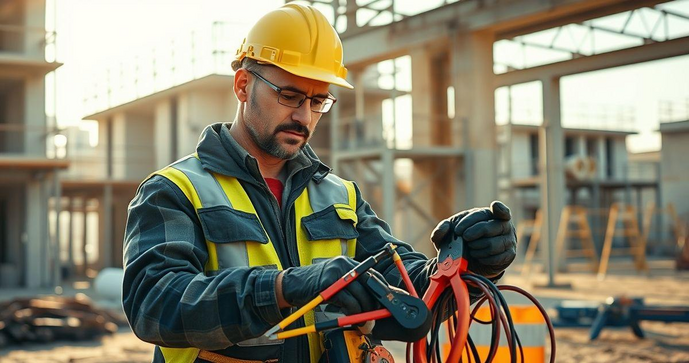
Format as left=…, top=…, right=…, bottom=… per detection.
left=0, top=123, right=63, bottom=157
left=62, top=141, right=156, bottom=181
left=331, top=113, right=463, bottom=151
left=0, top=24, right=57, bottom=61
left=82, top=21, right=244, bottom=116
left=659, top=99, right=689, bottom=123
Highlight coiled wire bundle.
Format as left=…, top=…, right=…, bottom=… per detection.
left=408, top=274, right=556, bottom=363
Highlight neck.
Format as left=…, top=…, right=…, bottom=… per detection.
left=230, top=111, right=287, bottom=180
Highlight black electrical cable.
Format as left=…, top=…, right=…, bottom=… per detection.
left=466, top=335, right=480, bottom=363
left=462, top=274, right=515, bottom=363
left=465, top=278, right=502, bottom=363
left=465, top=274, right=520, bottom=363
left=410, top=270, right=556, bottom=363
left=498, top=285, right=557, bottom=363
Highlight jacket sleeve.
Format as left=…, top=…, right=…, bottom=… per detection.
left=122, top=176, right=284, bottom=350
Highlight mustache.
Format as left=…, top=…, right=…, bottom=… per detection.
left=274, top=123, right=310, bottom=139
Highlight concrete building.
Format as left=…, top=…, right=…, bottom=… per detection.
left=70, top=76, right=237, bottom=271
left=498, top=124, right=641, bottom=217
left=0, top=0, right=64, bottom=288
left=54, top=0, right=689, bottom=285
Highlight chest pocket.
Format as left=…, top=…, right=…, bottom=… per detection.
left=198, top=205, right=276, bottom=270
left=300, top=204, right=358, bottom=265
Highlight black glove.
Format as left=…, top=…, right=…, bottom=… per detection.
left=430, top=201, right=517, bottom=277
left=281, top=256, right=379, bottom=315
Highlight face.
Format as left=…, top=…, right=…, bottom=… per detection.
left=238, top=66, right=330, bottom=160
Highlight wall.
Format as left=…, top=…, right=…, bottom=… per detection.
left=510, top=132, right=533, bottom=179
left=177, top=87, right=236, bottom=157
left=110, top=111, right=155, bottom=181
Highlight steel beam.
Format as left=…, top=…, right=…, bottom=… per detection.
left=342, top=0, right=665, bottom=68
left=495, top=36, right=689, bottom=87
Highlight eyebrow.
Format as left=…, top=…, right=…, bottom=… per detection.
left=280, top=84, right=330, bottom=99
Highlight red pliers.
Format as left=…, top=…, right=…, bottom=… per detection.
left=413, top=236, right=471, bottom=363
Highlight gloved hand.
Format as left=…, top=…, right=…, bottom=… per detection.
left=430, top=201, right=517, bottom=277
left=281, top=256, right=379, bottom=315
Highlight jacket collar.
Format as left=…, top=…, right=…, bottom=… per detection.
left=195, top=122, right=331, bottom=185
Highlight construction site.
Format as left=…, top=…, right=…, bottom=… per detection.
left=1, top=0, right=689, bottom=362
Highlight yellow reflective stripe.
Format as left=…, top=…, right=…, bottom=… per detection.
left=333, top=204, right=357, bottom=225
left=294, top=189, right=331, bottom=363
left=213, top=173, right=283, bottom=270
left=157, top=166, right=202, bottom=209
left=341, top=179, right=356, bottom=212
left=155, top=166, right=219, bottom=272
left=304, top=310, right=321, bottom=363
left=340, top=179, right=357, bottom=258
left=160, top=347, right=200, bottom=363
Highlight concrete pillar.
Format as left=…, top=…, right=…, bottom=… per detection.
left=82, top=198, right=89, bottom=275
left=24, top=0, right=46, bottom=59
left=67, top=197, right=75, bottom=276
left=452, top=30, right=497, bottom=208
left=381, top=149, right=395, bottom=229
left=410, top=48, right=433, bottom=147
left=330, top=87, right=341, bottom=172
left=154, top=99, right=173, bottom=169
left=353, top=71, right=365, bottom=148
left=24, top=76, right=46, bottom=156
left=539, top=77, right=566, bottom=282
left=99, top=184, right=114, bottom=269
left=596, top=136, right=607, bottom=179
left=25, top=176, right=47, bottom=287
left=52, top=170, right=61, bottom=287
left=576, top=135, right=586, bottom=156
left=2, top=187, right=23, bottom=287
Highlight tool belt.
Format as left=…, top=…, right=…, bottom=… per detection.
left=198, top=350, right=278, bottom=363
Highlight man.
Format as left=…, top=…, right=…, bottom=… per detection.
left=122, top=4, right=517, bottom=363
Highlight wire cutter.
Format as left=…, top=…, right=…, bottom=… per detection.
left=265, top=243, right=427, bottom=340
left=412, top=236, right=471, bottom=363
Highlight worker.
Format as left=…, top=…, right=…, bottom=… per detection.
left=122, top=3, right=517, bottom=363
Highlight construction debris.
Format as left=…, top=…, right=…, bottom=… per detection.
left=0, top=294, right=123, bottom=348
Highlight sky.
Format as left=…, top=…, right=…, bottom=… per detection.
left=51, top=0, right=689, bottom=154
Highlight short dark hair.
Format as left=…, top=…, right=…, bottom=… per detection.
left=231, top=58, right=263, bottom=73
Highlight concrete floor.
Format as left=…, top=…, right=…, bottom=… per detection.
left=1, top=259, right=688, bottom=362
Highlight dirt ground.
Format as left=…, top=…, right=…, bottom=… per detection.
left=1, top=261, right=687, bottom=362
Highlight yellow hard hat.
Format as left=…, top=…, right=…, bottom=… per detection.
left=234, top=3, right=353, bottom=89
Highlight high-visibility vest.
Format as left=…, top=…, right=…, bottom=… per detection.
left=150, top=154, right=358, bottom=363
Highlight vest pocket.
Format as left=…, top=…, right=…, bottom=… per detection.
left=301, top=204, right=359, bottom=241
left=198, top=205, right=269, bottom=244
left=198, top=205, right=270, bottom=270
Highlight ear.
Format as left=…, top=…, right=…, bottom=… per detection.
left=234, top=69, right=250, bottom=103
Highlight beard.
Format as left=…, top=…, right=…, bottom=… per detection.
left=245, top=94, right=311, bottom=160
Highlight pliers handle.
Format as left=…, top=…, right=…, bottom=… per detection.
left=413, top=236, right=471, bottom=363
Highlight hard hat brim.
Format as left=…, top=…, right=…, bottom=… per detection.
left=258, top=59, right=353, bottom=90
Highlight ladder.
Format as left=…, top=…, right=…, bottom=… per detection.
left=518, top=210, right=543, bottom=279
left=554, top=206, right=599, bottom=273
left=598, top=203, right=649, bottom=279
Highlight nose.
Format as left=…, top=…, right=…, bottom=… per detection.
left=291, top=98, right=313, bottom=127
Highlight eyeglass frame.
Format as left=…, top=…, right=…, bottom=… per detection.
left=248, top=70, right=337, bottom=114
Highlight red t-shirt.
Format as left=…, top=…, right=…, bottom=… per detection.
left=265, top=178, right=284, bottom=208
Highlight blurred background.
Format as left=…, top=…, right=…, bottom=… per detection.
left=1, top=0, right=688, bottom=362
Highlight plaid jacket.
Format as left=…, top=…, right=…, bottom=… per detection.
left=122, top=123, right=436, bottom=362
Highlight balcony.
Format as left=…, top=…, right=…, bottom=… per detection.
left=0, top=24, right=61, bottom=77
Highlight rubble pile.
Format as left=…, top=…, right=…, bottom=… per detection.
left=0, top=295, right=122, bottom=347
